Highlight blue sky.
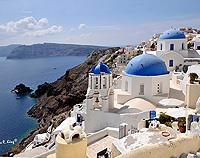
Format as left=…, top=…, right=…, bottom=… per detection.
left=0, top=0, right=200, bottom=46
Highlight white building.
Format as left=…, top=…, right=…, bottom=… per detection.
left=85, top=53, right=171, bottom=133
left=118, top=53, right=170, bottom=104
left=148, top=29, right=187, bottom=71
left=147, top=29, right=200, bottom=73
left=116, top=48, right=128, bottom=66
left=193, top=36, right=200, bottom=50
left=85, top=61, right=153, bottom=133
left=86, top=62, right=114, bottom=112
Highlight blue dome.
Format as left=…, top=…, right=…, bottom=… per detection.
left=90, top=62, right=111, bottom=74
left=124, top=54, right=169, bottom=76
left=160, top=29, right=185, bottom=40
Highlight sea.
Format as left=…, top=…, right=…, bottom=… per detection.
left=0, top=56, right=86, bottom=154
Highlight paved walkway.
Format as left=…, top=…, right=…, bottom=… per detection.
left=87, top=136, right=117, bottom=158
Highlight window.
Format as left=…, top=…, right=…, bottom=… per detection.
left=95, top=78, right=98, bottom=89
left=125, top=81, right=128, bottom=91
left=139, top=84, right=144, bottom=95
left=169, top=60, right=173, bottom=67
left=90, top=76, right=92, bottom=89
left=160, top=44, right=163, bottom=50
left=170, top=44, right=174, bottom=51
left=96, top=77, right=98, bottom=84
left=103, top=77, right=106, bottom=88
left=182, top=43, right=184, bottom=50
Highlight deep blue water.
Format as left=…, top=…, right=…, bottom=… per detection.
left=0, top=56, right=86, bottom=154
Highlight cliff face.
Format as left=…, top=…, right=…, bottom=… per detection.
left=7, top=43, right=107, bottom=59
left=5, top=47, right=120, bottom=156
left=0, top=44, right=21, bottom=57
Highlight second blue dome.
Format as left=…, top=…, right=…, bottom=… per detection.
left=124, top=53, right=169, bottom=76
left=159, top=29, right=185, bottom=40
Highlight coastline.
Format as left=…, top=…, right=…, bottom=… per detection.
left=3, top=47, right=120, bottom=156
left=0, top=56, right=86, bottom=156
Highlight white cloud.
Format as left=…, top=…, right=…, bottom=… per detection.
left=76, top=23, right=119, bottom=31
left=78, top=23, right=87, bottom=30
left=25, top=25, right=63, bottom=37
left=0, top=16, right=63, bottom=37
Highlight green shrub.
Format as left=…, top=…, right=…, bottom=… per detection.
left=158, top=113, right=171, bottom=124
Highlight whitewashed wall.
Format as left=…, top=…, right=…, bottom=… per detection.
left=160, top=52, right=184, bottom=71
left=119, top=74, right=170, bottom=104
left=85, top=109, right=150, bottom=133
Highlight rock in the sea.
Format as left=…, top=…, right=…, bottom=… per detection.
left=12, top=83, right=33, bottom=95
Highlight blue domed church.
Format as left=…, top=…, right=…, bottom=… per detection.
left=118, top=53, right=170, bottom=104
left=86, top=61, right=114, bottom=112
left=148, top=29, right=188, bottom=71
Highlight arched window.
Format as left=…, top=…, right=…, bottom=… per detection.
left=103, top=77, right=107, bottom=88
left=90, top=76, right=92, bottom=89
left=95, top=77, right=98, bottom=89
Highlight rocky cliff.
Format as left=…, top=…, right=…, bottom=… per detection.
left=4, top=47, right=120, bottom=156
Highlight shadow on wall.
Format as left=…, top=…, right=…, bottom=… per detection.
left=169, top=88, right=185, bottom=101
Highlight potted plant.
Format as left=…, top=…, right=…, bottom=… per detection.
left=178, top=117, right=186, bottom=133
left=158, top=113, right=174, bottom=127
left=189, top=73, right=198, bottom=84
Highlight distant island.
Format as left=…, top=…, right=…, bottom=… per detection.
left=6, top=43, right=108, bottom=59
left=0, top=44, right=21, bottom=57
